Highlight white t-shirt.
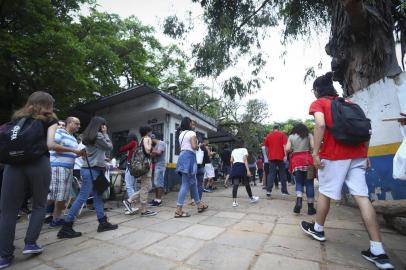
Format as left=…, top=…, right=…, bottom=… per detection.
left=74, top=143, right=86, bottom=170
left=179, top=130, right=196, bottom=152
left=231, top=148, right=248, bottom=163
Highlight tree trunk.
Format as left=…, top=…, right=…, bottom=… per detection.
left=326, top=0, right=402, bottom=97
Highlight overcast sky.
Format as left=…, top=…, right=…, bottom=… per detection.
left=88, top=0, right=339, bottom=123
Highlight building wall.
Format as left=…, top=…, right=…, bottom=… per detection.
left=350, top=72, right=406, bottom=200
left=93, top=93, right=216, bottom=164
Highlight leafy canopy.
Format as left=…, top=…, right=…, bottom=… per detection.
left=0, top=0, right=218, bottom=122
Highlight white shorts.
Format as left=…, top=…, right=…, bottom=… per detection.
left=318, top=158, right=369, bottom=200
left=204, top=163, right=215, bottom=179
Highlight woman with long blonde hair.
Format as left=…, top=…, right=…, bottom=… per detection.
left=0, top=91, right=83, bottom=269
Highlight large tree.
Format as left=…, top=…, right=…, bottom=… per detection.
left=0, top=0, right=218, bottom=123
left=164, top=0, right=406, bottom=97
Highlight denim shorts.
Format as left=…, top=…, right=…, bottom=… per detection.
left=154, top=166, right=166, bottom=188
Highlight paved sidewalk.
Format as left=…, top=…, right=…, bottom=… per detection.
left=10, top=184, right=406, bottom=270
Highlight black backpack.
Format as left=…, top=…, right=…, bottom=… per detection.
left=0, top=117, right=48, bottom=164
left=329, top=97, right=372, bottom=145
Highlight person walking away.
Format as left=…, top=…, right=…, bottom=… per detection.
left=264, top=124, right=289, bottom=197
left=57, top=116, right=118, bottom=239
left=196, top=141, right=205, bottom=200
left=230, top=140, right=259, bottom=207
left=119, top=132, right=139, bottom=214
left=47, top=117, right=82, bottom=228
left=285, top=123, right=316, bottom=215
left=174, top=117, right=208, bottom=217
left=261, top=143, right=269, bottom=189
left=122, top=126, right=157, bottom=217
left=300, top=72, right=394, bottom=270
left=247, top=153, right=257, bottom=186
left=256, top=155, right=264, bottom=187
left=150, top=135, right=166, bottom=207
left=202, top=138, right=215, bottom=192
left=0, top=92, right=84, bottom=268
left=220, top=144, right=232, bottom=188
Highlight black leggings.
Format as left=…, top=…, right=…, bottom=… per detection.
left=232, top=177, right=253, bottom=199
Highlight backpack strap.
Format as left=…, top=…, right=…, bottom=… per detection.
left=180, top=131, right=189, bottom=148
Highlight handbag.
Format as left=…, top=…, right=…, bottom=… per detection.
left=85, top=154, right=110, bottom=195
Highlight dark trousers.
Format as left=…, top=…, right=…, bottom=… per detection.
left=249, top=167, right=256, bottom=184
left=0, top=156, right=51, bottom=257
left=267, top=160, right=287, bottom=193
left=232, top=177, right=253, bottom=199
left=257, top=169, right=264, bottom=184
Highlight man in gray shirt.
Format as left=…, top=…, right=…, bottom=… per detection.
left=150, top=136, right=166, bottom=207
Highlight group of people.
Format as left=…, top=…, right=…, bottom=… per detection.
left=0, top=70, right=398, bottom=270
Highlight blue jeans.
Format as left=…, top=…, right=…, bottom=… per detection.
left=65, top=168, right=106, bottom=222
left=177, top=173, right=200, bottom=206
left=124, top=167, right=137, bottom=198
left=294, top=170, right=315, bottom=202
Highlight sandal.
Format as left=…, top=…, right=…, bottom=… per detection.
left=174, top=211, right=191, bottom=218
left=197, top=204, right=208, bottom=213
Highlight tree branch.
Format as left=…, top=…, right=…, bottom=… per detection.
left=235, top=0, right=272, bottom=32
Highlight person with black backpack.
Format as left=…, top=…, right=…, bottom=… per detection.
left=57, top=116, right=118, bottom=239
left=300, top=72, right=394, bottom=270
left=122, top=126, right=157, bottom=217
left=0, top=92, right=85, bottom=269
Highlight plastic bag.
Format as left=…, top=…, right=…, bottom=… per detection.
left=393, top=127, right=406, bottom=180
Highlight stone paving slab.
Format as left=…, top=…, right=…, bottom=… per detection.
left=231, top=220, right=274, bottom=234
left=53, top=242, right=131, bottom=270
left=146, top=219, right=193, bottom=234
left=40, top=237, right=98, bottom=261
left=8, top=185, right=406, bottom=270
left=198, top=216, right=240, bottom=228
left=213, top=211, right=246, bottom=219
left=213, top=229, right=268, bottom=250
left=252, top=253, right=320, bottom=270
left=105, top=252, right=177, bottom=270
left=143, top=235, right=205, bottom=261
left=177, top=224, right=225, bottom=240
left=263, top=235, right=323, bottom=262
left=110, top=229, right=167, bottom=250
left=186, top=242, right=256, bottom=270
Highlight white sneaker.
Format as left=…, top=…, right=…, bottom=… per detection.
left=124, top=207, right=139, bottom=215
left=232, top=201, right=239, bottom=207
left=250, top=196, right=259, bottom=203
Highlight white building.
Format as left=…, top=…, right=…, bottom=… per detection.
left=75, top=85, right=218, bottom=165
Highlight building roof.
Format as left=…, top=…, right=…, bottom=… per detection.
left=76, top=85, right=217, bottom=128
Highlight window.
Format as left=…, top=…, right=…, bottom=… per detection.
left=151, top=123, right=164, bottom=140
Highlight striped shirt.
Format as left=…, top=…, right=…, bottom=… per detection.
left=50, top=128, right=78, bottom=169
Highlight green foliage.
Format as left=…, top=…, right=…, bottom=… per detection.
left=219, top=98, right=269, bottom=153
left=275, top=118, right=315, bottom=134
left=164, top=0, right=331, bottom=99
left=0, top=0, right=217, bottom=123
left=165, top=0, right=406, bottom=98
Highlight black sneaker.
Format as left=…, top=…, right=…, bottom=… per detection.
left=300, top=221, right=326, bottom=241
left=141, top=210, right=157, bottom=217
left=97, top=221, right=118, bottom=232
left=361, top=249, right=394, bottom=269
left=44, top=215, right=53, bottom=224
left=151, top=200, right=162, bottom=207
